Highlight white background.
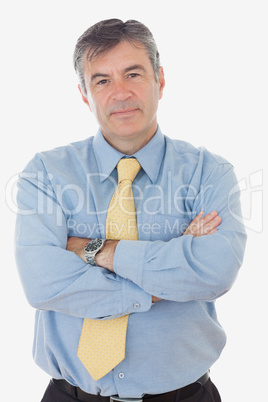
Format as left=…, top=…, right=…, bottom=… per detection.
left=1, top=1, right=267, bottom=400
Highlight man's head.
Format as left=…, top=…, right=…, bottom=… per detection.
left=73, top=19, right=165, bottom=154
left=73, top=19, right=161, bottom=96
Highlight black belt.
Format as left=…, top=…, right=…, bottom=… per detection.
left=52, top=371, right=209, bottom=402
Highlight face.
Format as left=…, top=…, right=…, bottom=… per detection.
left=79, top=41, right=165, bottom=153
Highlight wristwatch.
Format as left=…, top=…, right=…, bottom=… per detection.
left=84, top=238, right=106, bottom=265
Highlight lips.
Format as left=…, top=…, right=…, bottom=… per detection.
left=111, top=108, right=139, bottom=116
left=108, top=101, right=140, bottom=117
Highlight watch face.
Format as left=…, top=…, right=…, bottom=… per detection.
left=85, top=238, right=103, bottom=253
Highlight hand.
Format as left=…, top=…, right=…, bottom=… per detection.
left=183, top=211, right=221, bottom=237
left=152, top=296, right=162, bottom=303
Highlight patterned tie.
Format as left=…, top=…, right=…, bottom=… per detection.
left=77, top=158, right=141, bottom=381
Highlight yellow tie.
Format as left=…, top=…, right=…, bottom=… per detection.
left=77, top=158, right=141, bottom=381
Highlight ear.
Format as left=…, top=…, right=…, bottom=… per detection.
left=78, top=85, right=92, bottom=111
left=158, top=67, right=165, bottom=100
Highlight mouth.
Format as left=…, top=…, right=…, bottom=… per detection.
left=111, top=108, right=139, bottom=117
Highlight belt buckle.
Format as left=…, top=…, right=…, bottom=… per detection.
left=110, top=397, right=143, bottom=402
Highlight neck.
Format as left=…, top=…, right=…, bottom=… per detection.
left=102, top=126, right=158, bottom=155
left=105, top=137, right=150, bottom=155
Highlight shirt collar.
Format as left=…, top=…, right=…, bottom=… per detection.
left=93, top=126, right=165, bottom=184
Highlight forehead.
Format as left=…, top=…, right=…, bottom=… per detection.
left=84, top=41, right=152, bottom=75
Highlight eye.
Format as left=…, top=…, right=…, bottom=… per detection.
left=128, top=73, right=140, bottom=79
left=97, top=79, right=109, bottom=85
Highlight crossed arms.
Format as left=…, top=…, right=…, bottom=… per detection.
left=15, top=154, right=247, bottom=319
left=67, top=211, right=222, bottom=303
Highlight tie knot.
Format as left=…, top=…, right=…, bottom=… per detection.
left=117, top=158, right=141, bottom=183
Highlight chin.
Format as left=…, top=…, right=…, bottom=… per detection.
left=108, top=123, right=144, bottom=139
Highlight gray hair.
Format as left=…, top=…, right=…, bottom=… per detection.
left=73, top=19, right=161, bottom=95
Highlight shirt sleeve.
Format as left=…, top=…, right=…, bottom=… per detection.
left=15, top=154, right=152, bottom=319
left=114, top=163, right=247, bottom=302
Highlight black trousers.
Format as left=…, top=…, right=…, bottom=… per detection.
left=41, top=378, right=221, bottom=402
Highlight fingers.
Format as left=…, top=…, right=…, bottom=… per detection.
left=199, top=211, right=221, bottom=235
left=183, top=211, right=221, bottom=237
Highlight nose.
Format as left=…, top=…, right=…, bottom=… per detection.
left=112, top=79, right=131, bottom=101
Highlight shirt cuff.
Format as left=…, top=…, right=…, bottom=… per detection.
left=114, top=240, right=153, bottom=312
left=114, top=239, right=148, bottom=288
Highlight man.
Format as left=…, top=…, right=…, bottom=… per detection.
left=15, top=19, right=246, bottom=402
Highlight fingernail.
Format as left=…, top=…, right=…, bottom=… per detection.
left=209, top=211, right=217, bottom=217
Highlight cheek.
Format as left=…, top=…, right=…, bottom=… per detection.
left=142, top=87, right=159, bottom=113
left=89, top=94, right=106, bottom=118
left=143, top=82, right=159, bottom=101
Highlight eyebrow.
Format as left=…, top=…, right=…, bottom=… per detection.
left=90, top=64, right=146, bottom=83
left=90, top=72, right=110, bottom=83
left=123, top=64, right=146, bottom=74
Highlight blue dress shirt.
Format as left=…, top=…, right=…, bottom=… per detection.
left=15, top=127, right=246, bottom=398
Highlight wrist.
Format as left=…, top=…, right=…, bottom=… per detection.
left=95, top=240, right=119, bottom=272
left=84, top=238, right=106, bottom=265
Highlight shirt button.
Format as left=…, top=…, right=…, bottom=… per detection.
left=118, top=372, right=125, bottom=379
left=133, top=302, right=140, bottom=309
